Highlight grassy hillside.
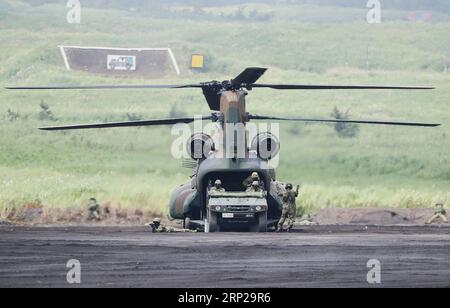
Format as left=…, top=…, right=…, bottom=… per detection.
left=0, top=1, right=449, bottom=217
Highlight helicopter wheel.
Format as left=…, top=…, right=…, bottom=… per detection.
left=184, top=216, right=192, bottom=229
left=208, top=211, right=220, bottom=233
left=251, top=212, right=267, bottom=232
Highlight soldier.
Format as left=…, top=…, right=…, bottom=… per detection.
left=87, top=198, right=101, bottom=221
left=210, top=179, right=226, bottom=194
left=149, top=217, right=197, bottom=233
left=246, top=181, right=262, bottom=193
left=243, top=172, right=261, bottom=189
left=298, top=214, right=317, bottom=226
left=277, top=183, right=300, bottom=232
left=149, top=217, right=167, bottom=232
left=426, top=203, right=448, bottom=224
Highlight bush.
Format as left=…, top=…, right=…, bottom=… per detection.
left=38, top=100, right=57, bottom=121
left=330, top=106, right=359, bottom=138
left=169, top=104, right=187, bottom=118
left=7, top=109, right=19, bottom=121
left=126, top=113, right=142, bottom=121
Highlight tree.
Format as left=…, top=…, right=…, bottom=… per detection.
left=38, top=100, right=57, bottom=121
left=330, top=106, right=359, bottom=138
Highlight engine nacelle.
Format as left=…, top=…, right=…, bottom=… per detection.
left=251, top=132, right=280, bottom=160
left=186, top=133, right=215, bottom=160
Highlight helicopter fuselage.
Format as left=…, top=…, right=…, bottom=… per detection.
left=168, top=90, right=284, bottom=228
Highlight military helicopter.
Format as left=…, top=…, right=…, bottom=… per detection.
left=7, top=67, right=439, bottom=232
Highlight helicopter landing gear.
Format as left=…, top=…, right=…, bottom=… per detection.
left=207, top=210, right=220, bottom=233
left=183, top=216, right=192, bottom=229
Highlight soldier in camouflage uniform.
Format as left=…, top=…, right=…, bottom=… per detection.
left=277, top=183, right=300, bottom=232
left=210, top=179, right=226, bottom=194
left=87, top=198, right=101, bottom=221
left=426, top=203, right=448, bottom=224
left=246, top=181, right=262, bottom=193
left=149, top=218, right=197, bottom=233
left=243, top=172, right=261, bottom=189
left=298, top=214, right=317, bottom=226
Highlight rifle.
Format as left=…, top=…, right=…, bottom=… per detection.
left=149, top=223, right=157, bottom=233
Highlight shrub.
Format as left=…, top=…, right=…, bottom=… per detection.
left=38, top=100, right=57, bottom=121
left=7, top=109, right=19, bottom=121
left=330, top=106, right=359, bottom=138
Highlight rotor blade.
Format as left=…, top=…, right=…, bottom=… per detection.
left=232, top=67, right=268, bottom=86
left=201, top=86, right=222, bottom=111
left=6, top=84, right=203, bottom=90
left=251, top=84, right=434, bottom=90
left=39, top=116, right=212, bottom=131
left=249, top=115, right=440, bottom=127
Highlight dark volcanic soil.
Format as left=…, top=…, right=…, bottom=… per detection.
left=0, top=225, right=449, bottom=288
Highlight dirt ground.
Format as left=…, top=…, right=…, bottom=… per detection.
left=0, top=225, right=449, bottom=288
left=311, top=208, right=441, bottom=225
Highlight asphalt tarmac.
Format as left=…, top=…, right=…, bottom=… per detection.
left=0, top=225, right=449, bottom=288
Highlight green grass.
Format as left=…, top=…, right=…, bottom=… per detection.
left=0, top=1, right=449, bottom=216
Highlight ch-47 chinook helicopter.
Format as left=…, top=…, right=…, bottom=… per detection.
left=8, top=67, right=439, bottom=232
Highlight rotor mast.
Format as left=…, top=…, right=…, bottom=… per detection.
left=219, top=90, right=249, bottom=159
